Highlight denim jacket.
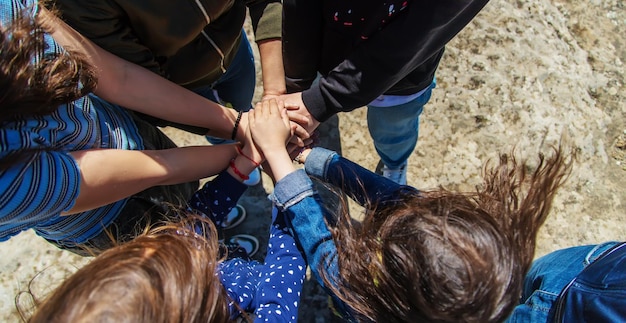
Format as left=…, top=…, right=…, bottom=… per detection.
left=270, top=147, right=418, bottom=320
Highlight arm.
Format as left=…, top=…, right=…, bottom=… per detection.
left=248, top=99, right=351, bottom=319
left=258, top=39, right=286, bottom=99
left=253, top=208, right=306, bottom=323
left=247, top=0, right=285, bottom=99
left=302, top=147, right=418, bottom=208
left=65, top=144, right=238, bottom=214
left=40, top=8, right=242, bottom=140
left=187, top=127, right=263, bottom=225
left=297, top=0, right=489, bottom=122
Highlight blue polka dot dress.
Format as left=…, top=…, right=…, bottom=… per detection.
left=218, top=207, right=306, bottom=322
left=187, top=171, right=306, bottom=322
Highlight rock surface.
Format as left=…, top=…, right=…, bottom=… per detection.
left=1, top=0, right=624, bottom=321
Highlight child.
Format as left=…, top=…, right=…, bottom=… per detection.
left=0, top=0, right=259, bottom=255
left=25, top=152, right=306, bottom=322
left=248, top=99, right=574, bottom=322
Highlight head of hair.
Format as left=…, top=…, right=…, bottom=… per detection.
left=24, top=216, right=234, bottom=323
left=324, top=146, right=573, bottom=322
left=0, top=6, right=96, bottom=169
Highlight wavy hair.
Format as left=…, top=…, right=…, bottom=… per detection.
left=0, top=7, right=96, bottom=168
left=21, top=216, right=236, bottom=323
left=323, top=146, right=573, bottom=322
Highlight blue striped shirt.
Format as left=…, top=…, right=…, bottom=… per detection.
left=0, top=0, right=145, bottom=243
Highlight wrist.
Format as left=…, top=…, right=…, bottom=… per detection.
left=228, top=157, right=258, bottom=183
left=265, top=151, right=297, bottom=182
left=237, top=146, right=262, bottom=167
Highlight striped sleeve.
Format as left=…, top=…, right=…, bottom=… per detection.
left=0, top=150, right=80, bottom=241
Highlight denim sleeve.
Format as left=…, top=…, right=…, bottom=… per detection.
left=187, top=170, right=247, bottom=228
left=304, top=147, right=418, bottom=207
left=269, top=170, right=346, bottom=306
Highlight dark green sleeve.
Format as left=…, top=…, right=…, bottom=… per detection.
left=246, top=0, right=282, bottom=41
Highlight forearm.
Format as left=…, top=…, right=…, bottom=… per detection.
left=42, top=8, right=239, bottom=138
left=258, top=39, right=286, bottom=98
left=304, top=147, right=416, bottom=207
left=65, top=145, right=237, bottom=214
left=271, top=171, right=339, bottom=290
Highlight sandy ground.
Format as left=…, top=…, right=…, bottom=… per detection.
left=1, top=0, right=624, bottom=321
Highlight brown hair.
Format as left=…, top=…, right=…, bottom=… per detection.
left=23, top=217, right=235, bottom=323
left=324, top=146, right=573, bottom=322
left=0, top=7, right=96, bottom=168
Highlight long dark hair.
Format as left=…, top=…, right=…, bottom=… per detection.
left=323, top=146, right=573, bottom=322
left=0, top=7, right=96, bottom=168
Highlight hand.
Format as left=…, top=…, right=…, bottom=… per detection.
left=238, top=114, right=263, bottom=165
left=248, top=99, right=293, bottom=158
left=292, top=148, right=312, bottom=164
left=278, top=92, right=318, bottom=147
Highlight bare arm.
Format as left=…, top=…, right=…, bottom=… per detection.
left=63, top=145, right=238, bottom=215
left=258, top=39, right=286, bottom=100
left=40, top=8, right=240, bottom=140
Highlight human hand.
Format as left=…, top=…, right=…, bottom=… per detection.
left=238, top=113, right=263, bottom=165
left=278, top=92, right=318, bottom=147
left=248, top=99, right=293, bottom=158
left=292, top=148, right=312, bottom=164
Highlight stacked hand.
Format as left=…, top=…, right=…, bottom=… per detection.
left=247, top=99, right=298, bottom=182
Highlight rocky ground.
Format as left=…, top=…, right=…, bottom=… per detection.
left=1, top=0, right=624, bottom=321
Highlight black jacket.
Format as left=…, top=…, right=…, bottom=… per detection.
left=283, top=0, right=489, bottom=122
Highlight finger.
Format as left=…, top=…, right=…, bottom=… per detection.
left=288, top=134, right=305, bottom=147
left=284, top=103, right=300, bottom=110
left=301, top=137, right=314, bottom=147
left=291, top=122, right=311, bottom=140
left=269, top=98, right=280, bottom=116
left=260, top=99, right=271, bottom=117
left=286, top=110, right=311, bottom=125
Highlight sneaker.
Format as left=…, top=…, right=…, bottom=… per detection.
left=221, top=204, right=247, bottom=230
left=382, top=162, right=408, bottom=185
left=224, top=234, right=259, bottom=258
left=243, top=166, right=261, bottom=186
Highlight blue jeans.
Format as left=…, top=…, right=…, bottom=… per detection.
left=196, top=30, right=256, bottom=144
left=366, top=81, right=435, bottom=169
left=505, top=241, right=621, bottom=323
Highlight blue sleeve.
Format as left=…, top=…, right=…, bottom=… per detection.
left=217, top=201, right=307, bottom=322
left=253, top=207, right=307, bottom=323
left=304, top=147, right=418, bottom=208
left=0, top=151, right=80, bottom=240
left=187, top=170, right=247, bottom=228
left=270, top=170, right=352, bottom=319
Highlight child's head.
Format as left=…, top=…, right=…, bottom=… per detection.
left=325, top=147, right=572, bottom=322
left=1, top=7, right=96, bottom=169
left=26, top=219, right=233, bottom=323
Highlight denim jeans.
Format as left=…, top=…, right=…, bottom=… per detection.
left=196, top=30, right=256, bottom=144
left=505, top=241, right=621, bottom=323
left=366, top=81, right=435, bottom=169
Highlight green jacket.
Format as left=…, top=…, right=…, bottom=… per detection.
left=50, top=0, right=281, bottom=89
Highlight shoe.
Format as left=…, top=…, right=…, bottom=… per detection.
left=382, top=162, right=408, bottom=185
left=221, top=204, right=246, bottom=230
left=243, top=166, right=261, bottom=186
left=224, top=234, right=259, bottom=258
